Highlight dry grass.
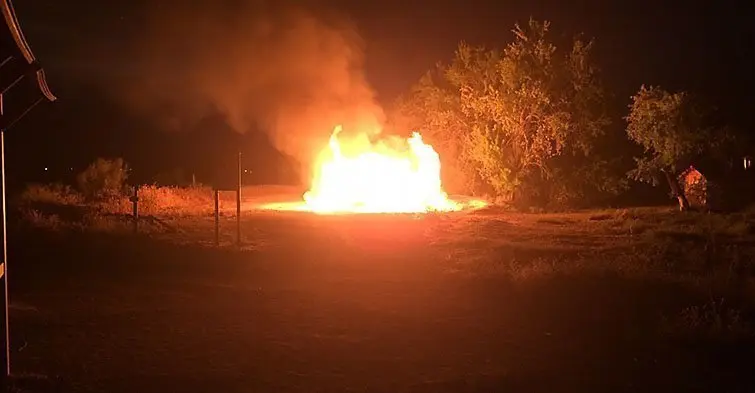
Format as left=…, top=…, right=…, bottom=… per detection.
left=15, top=183, right=301, bottom=240
left=123, top=185, right=215, bottom=216
left=17, top=183, right=241, bottom=216
left=19, top=208, right=65, bottom=230
left=16, top=183, right=226, bottom=235
left=16, top=184, right=755, bottom=289
left=662, top=297, right=754, bottom=342
left=417, top=207, right=755, bottom=300
left=14, top=187, right=755, bottom=348
left=19, top=183, right=83, bottom=206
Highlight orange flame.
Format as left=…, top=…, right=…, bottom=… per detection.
left=302, top=125, right=461, bottom=213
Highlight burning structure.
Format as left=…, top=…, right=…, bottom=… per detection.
left=262, top=125, right=484, bottom=214
left=303, top=125, right=459, bottom=213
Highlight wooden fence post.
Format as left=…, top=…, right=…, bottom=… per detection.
left=236, top=152, right=242, bottom=247
left=214, top=189, right=220, bottom=246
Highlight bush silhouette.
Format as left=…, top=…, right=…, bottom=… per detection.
left=76, top=158, right=129, bottom=200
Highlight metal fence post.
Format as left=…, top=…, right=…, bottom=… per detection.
left=130, top=185, right=139, bottom=233
left=0, top=125, right=10, bottom=377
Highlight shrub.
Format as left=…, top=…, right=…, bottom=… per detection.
left=76, top=158, right=129, bottom=200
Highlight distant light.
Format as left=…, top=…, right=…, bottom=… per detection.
left=44, top=167, right=48, bottom=171
left=745, top=157, right=752, bottom=170
left=70, top=167, right=74, bottom=171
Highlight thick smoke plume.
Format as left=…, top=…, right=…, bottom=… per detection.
left=118, top=0, right=384, bottom=177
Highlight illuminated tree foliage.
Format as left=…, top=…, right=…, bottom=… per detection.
left=391, top=19, right=617, bottom=207
left=625, top=85, right=722, bottom=210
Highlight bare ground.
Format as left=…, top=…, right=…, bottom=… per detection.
left=5, top=200, right=755, bottom=392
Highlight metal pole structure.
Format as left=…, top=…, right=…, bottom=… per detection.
left=2, top=0, right=59, bottom=377
left=131, top=185, right=139, bottom=234
left=0, top=93, right=10, bottom=377
left=214, top=189, right=219, bottom=246
left=236, top=152, right=241, bottom=247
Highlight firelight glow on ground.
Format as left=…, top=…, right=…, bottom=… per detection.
left=261, top=125, right=486, bottom=214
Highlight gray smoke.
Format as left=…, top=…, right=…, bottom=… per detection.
left=115, top=0, right=384, bottom=177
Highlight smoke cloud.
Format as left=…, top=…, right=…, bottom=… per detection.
left=115, top=0, right=384, bottom=177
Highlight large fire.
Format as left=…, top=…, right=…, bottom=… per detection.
left=300, top=125, right=461, bottom=214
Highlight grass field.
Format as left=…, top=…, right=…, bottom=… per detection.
left=5, top=186, right=755, bottom=392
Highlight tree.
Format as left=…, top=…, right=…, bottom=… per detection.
left=625, top=85, right=730, bottom=211
left=389, top=71, right=470, bottom=193
left=390, top=19, right=616, bottom=207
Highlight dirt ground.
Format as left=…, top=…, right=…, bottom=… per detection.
left=5, top=199, right=755, bottom=392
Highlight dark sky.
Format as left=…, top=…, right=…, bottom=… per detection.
left=5, top=0, right=754, bottom=186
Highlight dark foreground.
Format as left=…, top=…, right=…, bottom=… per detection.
left=5, top=210, right=755, bottom=392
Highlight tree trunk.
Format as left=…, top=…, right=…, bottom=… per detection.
left=663, top=170, right=689, bottom=211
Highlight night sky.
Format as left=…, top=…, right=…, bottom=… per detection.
left=5, top=0, right=754, bottom=188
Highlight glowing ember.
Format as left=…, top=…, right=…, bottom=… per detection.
left=301, top=125, right=460, bottom=214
